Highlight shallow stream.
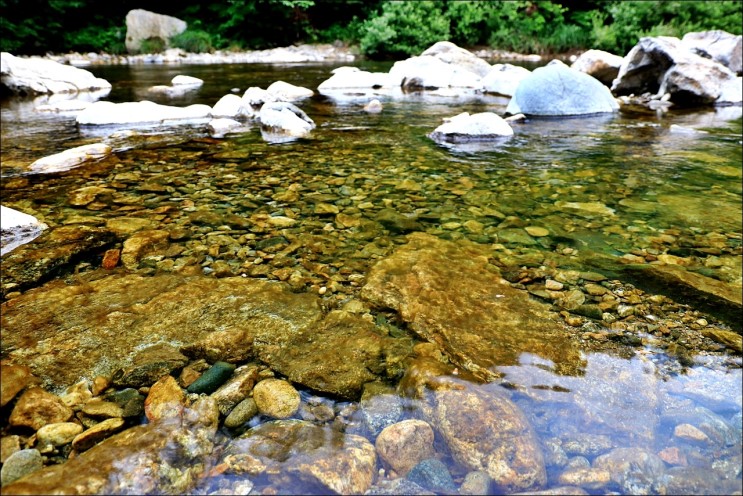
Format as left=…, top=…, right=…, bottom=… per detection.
left=1, top=60, right=741, bottom=495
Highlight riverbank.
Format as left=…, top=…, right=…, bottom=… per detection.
left=30, top=43, right=547, bottom=67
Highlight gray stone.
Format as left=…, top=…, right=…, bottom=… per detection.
left=406, top=458, right=457, bottom=493
left=1, top=449, right=43, bottom=487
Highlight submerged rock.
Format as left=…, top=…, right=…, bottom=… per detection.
left=428, top=112, right=514, bottom=144
left=361, top=232, right=584, bottom=380
left=225, top=419, right=377, bottom=494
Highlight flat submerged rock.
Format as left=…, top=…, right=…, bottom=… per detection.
left=360, top=232, right=584, bottom=379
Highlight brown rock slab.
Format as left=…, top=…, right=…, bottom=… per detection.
left=0, top=273, right=322, bottom=391
left=624, top=263, right=742, bottom=331
left=112, top=342, right=188, bottom=389
left=361, top=232, right=583, bottom=380
left=0, top=225, right=115, bottom=300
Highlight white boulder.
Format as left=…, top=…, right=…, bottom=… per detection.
left=207, top=118, right=249, bottom=138
left=682, top=30, right=742, bottom=75
left=1, top=52, right=111, bottom=96
left=259, top=101, right=315, bottom=137
left=266, top=80, right=314, bottom=101
left=212, top=94, right=246, bottom=118
left=125, top=9, right=187, bottom=54
left=481, top=64, right=531, bottom=96
left=428, top=112, right=514, bottom=144
left=0, top=206, right=48, bottom=256
left=389, top=56, right=482, bottom=90
left=317, top=68, right=391, bottom=91
left=76, top=101, right=212, bottom=126
left=28, top=143, right=112, bottom=173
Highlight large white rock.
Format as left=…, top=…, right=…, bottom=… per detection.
left=317, top=68, right=392, bottom=91
left=389, top=55, right=482, bottom=90
left=28, top=143, right=112, bottom=173
left=125, top=9, right=187, bottom=54
left=429, top=112, right=513, bottom=144
left=682, top=30, right=742, bottom=75
left=259, top=101, right=315, bottom=137
left=0, top=206, right=48, bottom=256
left=212, top=94, right=246, bottom=118
left=1, top=52, right=111, bottom=96
left=481, top=64, right=531, bottom=96
left=76, top=101, right=212, bottom=126
left=266, top=80, right=314, bottom=101
left=420, top=41, right=492, bottom=77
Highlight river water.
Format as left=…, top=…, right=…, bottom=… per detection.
left=1, top=60, right=741, bottom=494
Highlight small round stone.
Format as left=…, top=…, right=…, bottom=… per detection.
left=252, top=379, right=300, bottom=419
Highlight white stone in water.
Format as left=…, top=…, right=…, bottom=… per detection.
left=171, top=75, right=203, bottom=86
left=0, top=205, right=48, bottom=256
left=28, top=143, right=112, bottom=173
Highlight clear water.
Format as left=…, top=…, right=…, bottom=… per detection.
left=1, top=61, right=741, bottom=495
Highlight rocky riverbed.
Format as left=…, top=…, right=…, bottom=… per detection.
left=1, top=43, right=741, bottom=495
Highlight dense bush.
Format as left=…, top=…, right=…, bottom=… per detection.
left=139, top=37, right=167, bottom=54
left=170, top=29, right=214, bottom=53
left=0, top=0, right=740, bottom=57
left=359, top=1, right=449, bottom=59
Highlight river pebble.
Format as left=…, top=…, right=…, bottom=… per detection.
left=0, top=449, right=43, bottom=486
left=252, top=379, right=301, bottom=419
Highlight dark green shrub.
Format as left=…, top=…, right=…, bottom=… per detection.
left=359, top=1, right=450, bottom=59
left=170, top=29, right=214, bottom=53
left=64, top=24, right=126, bottom=54
left=139, top=36, right=167, bottom=54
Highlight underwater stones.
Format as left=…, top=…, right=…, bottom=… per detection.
left=210, top=364, right=261, bottom=416
left=406, top=458, right=458, bottom=493
left=0, top=363, right=36, bottom=407
left=180, top=328, right=254, bottom=363
left=252, top=378, right=300, bottom=419
left=227, top=420, right=377, bottom=494
left=144, top=375, right=185, bottom=422
left=592, top=447, right=666, bottom=494
left=0, top=449, right=43, bottom=486
left=375, top=419, right=436, bottom=476
left=71, top=417, right=126, bottom=452
left=186, top=361, right=236, bottom=395
left=361, top=232, right=582, bottom=380
left=253, top=309, right=412, bottom=400
left=224, top=397, right=259, bottom=429
left=121, top=229, right=170, bottom=269
left=0, top=224, right=115, bottom=299
left=431, top=383, right=547, bottom=492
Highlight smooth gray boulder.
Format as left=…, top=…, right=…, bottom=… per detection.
left=125, top=9, right=187, bottom=54
left=1, top=52, right=111, bottom=96
left=506, top=61, right=619, bottom=116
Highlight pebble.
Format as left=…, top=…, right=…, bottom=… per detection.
left=187, top=361, right=236, bottom=395
left=71, top=417, right=125, bottom=452
left=252, top=378, right=300, bottom=419
left=36, top=422, right=83, bottom=448
left=406, top=458, right=457, bottom=493
left=0, top=449, right=43, bottom=486
left=375, top=420, right=435, bottom=476
left=224, top=398, right=259, bottom=429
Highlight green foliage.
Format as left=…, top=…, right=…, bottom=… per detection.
left=444, top=1, right=494, bottom=46
left=359, top=0, right=450, bottom=59
left=63, top=23, right=126, bottom=54
left=604, top=1, right=743, bottom=54
left=170, top=29, right=214, bottom=53
left=139, top=37, right=167, bottom=54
